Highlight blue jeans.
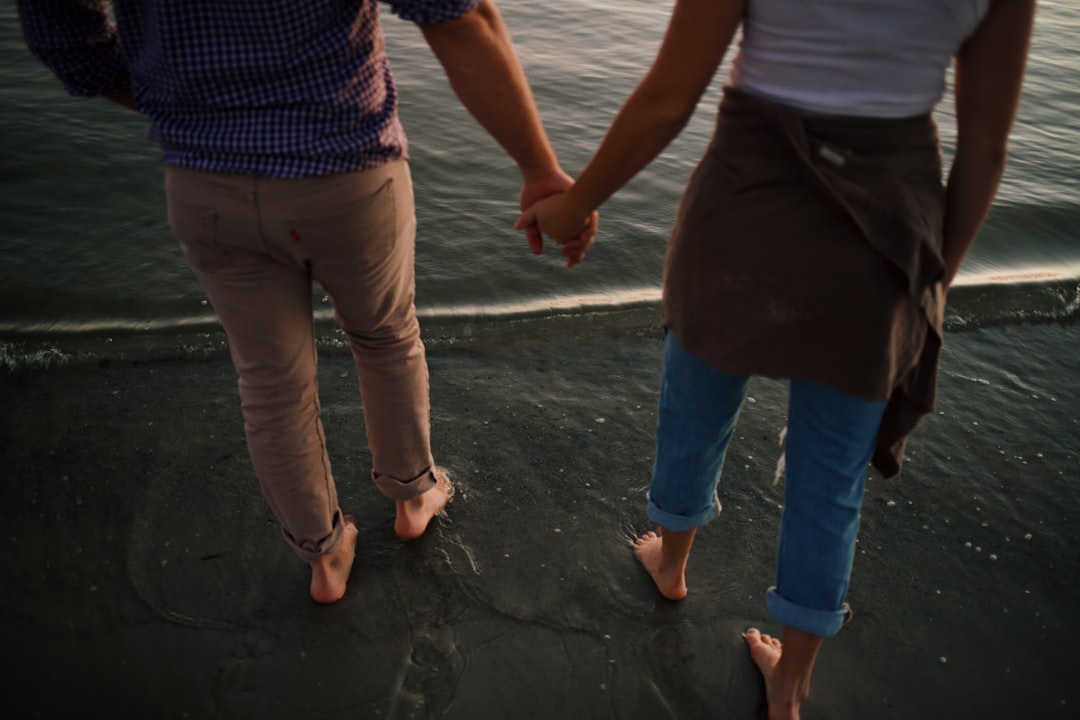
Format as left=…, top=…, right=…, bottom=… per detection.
left=648, top=332, right=887, bottom=637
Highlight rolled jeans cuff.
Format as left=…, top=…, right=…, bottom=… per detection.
left=766, top=586, right=852, bottom=638
left=646, top=490, right=721, bottom=532
left=374, top=466, right=437, bottom=501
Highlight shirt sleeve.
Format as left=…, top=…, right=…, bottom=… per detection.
left=380, top=0, right=483, bottom=27
left=16, top=0, right=130, bottom=97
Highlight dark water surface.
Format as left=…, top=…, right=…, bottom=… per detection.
left=1, top=2, right=1077, bottom=351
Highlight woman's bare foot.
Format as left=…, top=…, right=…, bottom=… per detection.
left=309, top=515, right=358, bottom=605
left=394, top=468, right=454, bottom=541
left=632, top=529, right=692, bottom=600
left=744, top=627, right=817, bottom=720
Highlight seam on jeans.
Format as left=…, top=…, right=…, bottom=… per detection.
left=773, top=424, right=788, bottom=486
left=308, top=312, right=337, bottom=539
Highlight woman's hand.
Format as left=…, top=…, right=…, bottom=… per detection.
left=519, top=168, right=575, bottom=255
left=515, top=193, right=598, bottom=268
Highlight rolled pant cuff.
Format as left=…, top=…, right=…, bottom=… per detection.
left=283, top=510, right=345, bottom=564
left=374, top=467, right=437, bottom=502
left=646, top=491, right=721, bottom=532
left=766, top=587, right=851, bottom=638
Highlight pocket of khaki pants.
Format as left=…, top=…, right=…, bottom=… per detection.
left=282, top=175, right=400, bottom=265
left=168, top=198, right=225, bottom=273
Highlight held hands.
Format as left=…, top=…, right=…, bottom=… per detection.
left=519, top=169, right=573, bottom=255
left=515, top=187, right=598, bottom=268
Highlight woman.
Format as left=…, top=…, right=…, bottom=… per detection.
left=517, top=1, right=1035, bottom=717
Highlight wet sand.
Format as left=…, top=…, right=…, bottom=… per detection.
left=1, top=319, right=1077, bottom=719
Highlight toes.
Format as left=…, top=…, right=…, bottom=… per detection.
left=744, top=628, right=781, bottom=651
left=634, top=530, right=663, bottom=548
left=746, top=628, right=786, bottom=660
left=744, top=628, right=782, bottom=668
left=433, top=468, right=455, bottom=504
left=753, top=631, right=782, bottom=649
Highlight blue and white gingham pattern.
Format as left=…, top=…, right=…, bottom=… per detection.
left=18, top=0, right=482, bottom=178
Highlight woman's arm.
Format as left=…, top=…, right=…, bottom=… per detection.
left=941, top=0, right=1036, bottom=287
left=518, top=0, right=745, bottom=243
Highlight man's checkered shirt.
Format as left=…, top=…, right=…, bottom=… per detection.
left=18, top=0, right=481, bottom=178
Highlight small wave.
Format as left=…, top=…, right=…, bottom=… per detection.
left=2, top=276, right=1077, bottom=371
left=946, top=269, right=1080, bottom=330
left=0, top=313, right=221, bottom=337
left=0, top=344, right=72, bottom=372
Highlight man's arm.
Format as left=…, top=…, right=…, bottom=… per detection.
left=419, top=2, right=559, bottom=185
left=418, top=1, right=590, bottom=257
left=941, top=0, right=1036, bottom=288
left=17, top=0, right=134, bottom=110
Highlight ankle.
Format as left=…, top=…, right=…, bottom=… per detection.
left=771, top=661, right=811, bottom=703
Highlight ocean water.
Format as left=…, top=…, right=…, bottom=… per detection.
left=0, top=0, right=1077, bottom=363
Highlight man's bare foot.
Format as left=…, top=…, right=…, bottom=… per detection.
left=633, top=530, right=689, bottom=600
left=744, top=627, right=812, bottom=720
left=309, top=515, right=358, bottom=605
left=394, top=468, right=454, bottom=541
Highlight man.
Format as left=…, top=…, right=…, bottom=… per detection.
left=18, top=0, right=594, bottom=604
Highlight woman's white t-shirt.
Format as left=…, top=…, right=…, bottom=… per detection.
left=728, top=0, right=990, bottom=117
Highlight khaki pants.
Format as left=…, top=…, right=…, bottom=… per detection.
left=166, top=160, right=436, bottom=562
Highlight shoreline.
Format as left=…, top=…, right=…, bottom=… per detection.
left=2, top=273, right=1078, bottom=374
